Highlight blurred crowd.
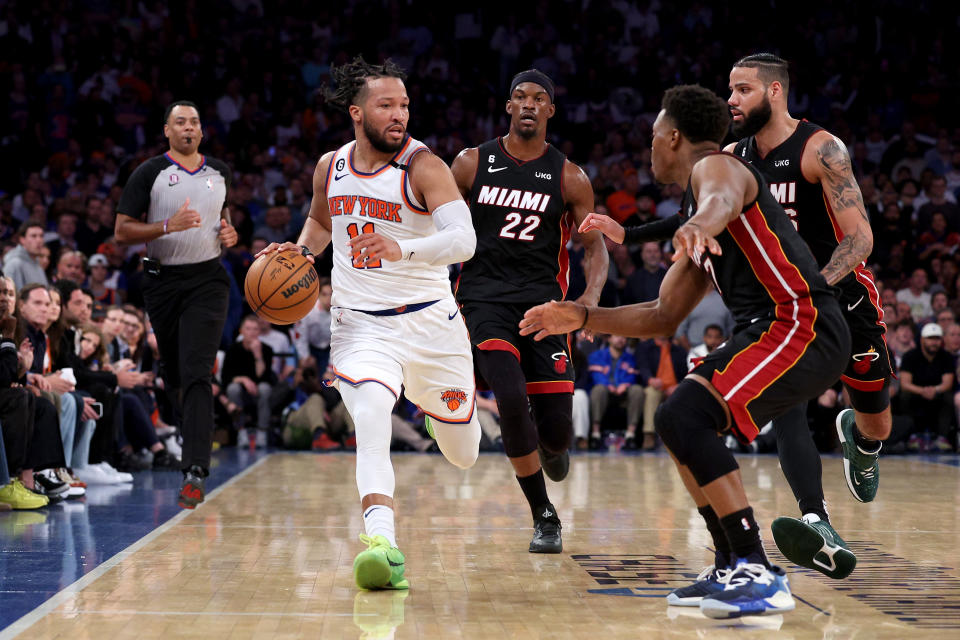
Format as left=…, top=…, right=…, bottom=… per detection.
left=1, top=0, right=959, bottom=509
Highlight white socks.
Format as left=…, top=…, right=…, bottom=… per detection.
left=363, top=504, right=397, bottom=547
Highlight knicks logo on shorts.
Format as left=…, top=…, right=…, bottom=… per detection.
left=851, top=348, right=880, bottom=375
left=440, top=388, right=468, bottom=412
left=552, top=352, right=569, bottom=374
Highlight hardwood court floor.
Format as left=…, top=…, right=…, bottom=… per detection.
left=9, top=451, right=960, bottom=639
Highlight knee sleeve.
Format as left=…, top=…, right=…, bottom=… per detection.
left=338, top=382, right=396, bottom=499
left=654, top=380, right=738, bottom=486
left=475, top=350, right=537, bottom=458
left=529, top=393, right=573, bottom=454
left=432, top=411, right=481, bottom=469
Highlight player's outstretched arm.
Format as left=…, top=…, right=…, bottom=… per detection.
left=805, top=132, right=872, bottom=285
left=519, top=253, right=710, bottom=341
left=672, top=156, right=756, bottom=262
left=579, top=213, right=682, bottom=245
left=564, top=161, right=609, bottom=307
left=255, top=151, right=334, bottom=263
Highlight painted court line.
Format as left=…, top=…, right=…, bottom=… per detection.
left=170, top=522, right=960, bottom=535
left=61, top=610, right=364, bottom=618
left=0, top=455, right=270, bottom=640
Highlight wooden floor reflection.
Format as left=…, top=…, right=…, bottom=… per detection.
left=19, top=451, right=960, bottom=639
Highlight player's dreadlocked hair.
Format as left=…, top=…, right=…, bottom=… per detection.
left=733, top=53, right=790, bottom=95
left=323, top=56, right=407, bottom=112
left=661, top=85, right=730, bottom=145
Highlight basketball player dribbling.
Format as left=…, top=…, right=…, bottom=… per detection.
left=258, top=56, right=482, bottom=591
left=521, top=85, right=851, bottom=618
left=450, top=70, right=608, bottom=553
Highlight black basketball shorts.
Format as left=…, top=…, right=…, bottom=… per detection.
left=837, top=272, right=895, bottom=413
left=691, top=296, right=851, bottom=443
left=459, top=300, right=574, bottom=395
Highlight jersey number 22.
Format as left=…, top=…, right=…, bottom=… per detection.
left=499, top=212, right=540, bottom=241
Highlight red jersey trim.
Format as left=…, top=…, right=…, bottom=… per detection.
left=840, top=375, right=886, bottom=392
left=556, top=210, right=572, bottom=299
left=710, top=204, right=818, bottom=439
left=526, top=380, right=574, bottom=395
left=477, top=338, right=521, bottom=362
left=497, top=136, right=550, bottom=166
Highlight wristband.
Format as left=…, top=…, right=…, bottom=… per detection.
left=299, top=244, right=314, bottom=258
left=577, top=304, right=590, bottom=330
left=163, top=219, right=169, bottom=234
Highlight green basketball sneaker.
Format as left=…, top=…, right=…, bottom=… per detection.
left=771, top=515, right=856, bottom=579
left=424, top=415, right=436, bottom=439
left=835, top=409, right=880, bottom=502
left=354, top=534, right=409, bottom=590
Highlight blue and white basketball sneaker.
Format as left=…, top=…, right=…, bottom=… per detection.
left=699, top=562, right=795, bottom=619
left=666, top=565, right=732, bottom=607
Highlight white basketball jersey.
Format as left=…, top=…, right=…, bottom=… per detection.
left=325, top=136, right=452, bottom=310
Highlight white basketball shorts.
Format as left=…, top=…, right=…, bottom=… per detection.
left=328, top=297, right=476, bottom=425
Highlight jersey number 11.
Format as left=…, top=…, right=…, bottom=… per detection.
left=346, top=222, right=382, bottom=269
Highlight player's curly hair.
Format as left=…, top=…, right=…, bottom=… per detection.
left=661, top=85, right=730, bottom=144
left=323, top=56, right=407, bottom=112
left=734, top=53, right=790, bottom=95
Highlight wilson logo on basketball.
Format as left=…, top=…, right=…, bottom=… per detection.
left=552, top=352, right=568, bottom=374
left=440, top=389, right=468, bottom=412
left=279, top=269, right=318, bottom=299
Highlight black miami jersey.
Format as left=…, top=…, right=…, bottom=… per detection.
left=456, top=138, right=571, bottom=305
left=733, top=122, right=892, bottom=396
left=680, top=152, right=833, bottom=325
left=732, top=122, right=881, bottom=309
left=681, top=153, right=850, bottom=440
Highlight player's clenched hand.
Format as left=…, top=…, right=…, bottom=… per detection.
left=519, top=301, right=586, bottom=341
left=349, top=233, right=401, bottom=262
left=218, top=219, right=239, bottom=248
left=578, top=212, right=625, bottom=244
left=672, top=221, right=721, bottom=263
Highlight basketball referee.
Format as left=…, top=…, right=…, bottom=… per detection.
left=115, top=100, right=238, bottom=509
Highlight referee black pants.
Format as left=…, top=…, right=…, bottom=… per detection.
left=143, top=258, right=229, bottom=471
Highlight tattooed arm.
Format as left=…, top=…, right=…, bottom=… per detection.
left=803, top=131, right=873, bottom=286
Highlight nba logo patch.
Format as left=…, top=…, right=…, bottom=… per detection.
left=206, top=178, right=213, bottom=190
left=551, top=352, right=568, bottom=374
left=168, top=173, right=179, bottom=185
left=440, top=388, right=467, bottom=412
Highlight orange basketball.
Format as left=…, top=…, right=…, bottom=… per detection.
left=244, top=250, right=320, bottom=325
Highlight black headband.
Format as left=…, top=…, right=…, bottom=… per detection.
left=509, top=69, right=555, bottom=103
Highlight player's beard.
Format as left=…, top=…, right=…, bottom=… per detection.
left=514, top=118, right=539, bottom=140
left=363, top=119, right=405, bottom=153
left=731, top=95, right=772, bottom=138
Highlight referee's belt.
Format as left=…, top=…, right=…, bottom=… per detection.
left=352, top=300, right=439, bottom=316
